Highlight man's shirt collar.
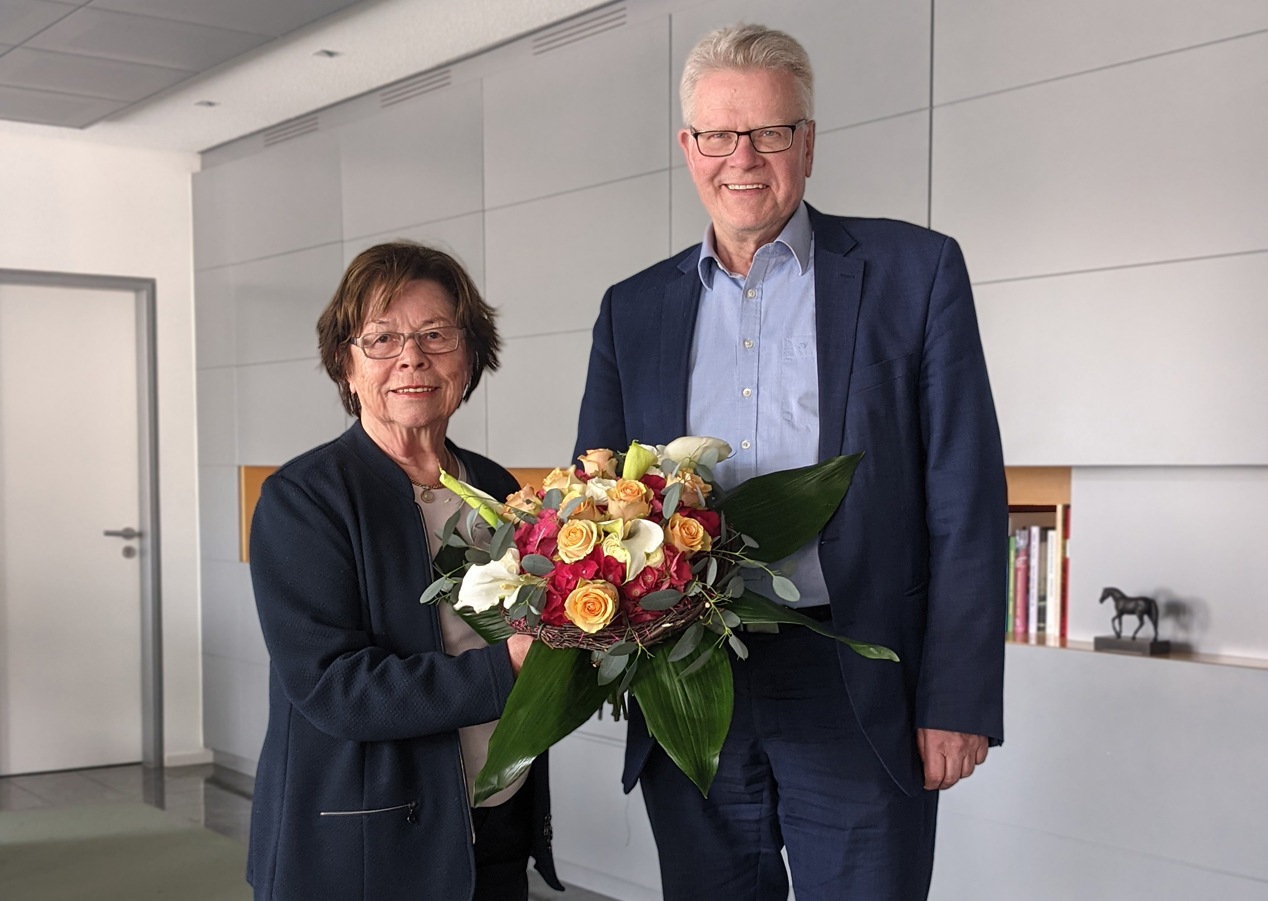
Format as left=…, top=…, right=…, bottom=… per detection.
left=697, top=201, right=813, bottom=289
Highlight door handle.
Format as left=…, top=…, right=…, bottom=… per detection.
left=104, top=528, right=141, bottom=540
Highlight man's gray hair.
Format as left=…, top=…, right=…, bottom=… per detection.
left=679, top=23, right=814, bottom=127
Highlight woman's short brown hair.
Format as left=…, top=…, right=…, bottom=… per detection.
left=317, top=242, right=500, bottom=418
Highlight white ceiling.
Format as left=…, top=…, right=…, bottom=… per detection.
left=0, top=0, right=607, bottom=153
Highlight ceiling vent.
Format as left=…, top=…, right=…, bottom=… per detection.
left=532, top=4, right=626, bottom=55
left=380, top=68, right=453, bottom=108
left=262, top=113, right=320, bottom=147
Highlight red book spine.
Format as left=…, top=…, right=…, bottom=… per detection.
left=1060, top=506, right=1071, bottom=639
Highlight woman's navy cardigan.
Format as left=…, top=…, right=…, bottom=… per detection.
left=246, top=421, right=561, bottom=900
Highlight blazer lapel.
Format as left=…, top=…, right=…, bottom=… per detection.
left=808, top=205, right=864, bottom=462
left=658, top=250, right=704, bottom=443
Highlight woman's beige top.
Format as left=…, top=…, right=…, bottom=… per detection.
left=414, top=463, right=528, bottom=808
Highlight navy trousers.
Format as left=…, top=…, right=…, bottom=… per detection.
left=639, top=625, right=938, bottom=901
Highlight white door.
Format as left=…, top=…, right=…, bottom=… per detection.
left=0, top=284, right=143, bottom=775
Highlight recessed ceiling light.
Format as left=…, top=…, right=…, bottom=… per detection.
left=313, top=49, right=342, bottom=58
left=194, top=100, right=219, bottom=107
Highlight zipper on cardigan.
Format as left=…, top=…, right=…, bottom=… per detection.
left=319, top=800, right=417, bottom=823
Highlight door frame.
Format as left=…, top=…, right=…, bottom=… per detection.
left=0, top=268, right=164, bottom=768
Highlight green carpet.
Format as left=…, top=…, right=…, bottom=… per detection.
left=0, top=803, right=252, bottom=901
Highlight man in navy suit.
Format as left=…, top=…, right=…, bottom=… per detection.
left=573, top=23, right=1007, bottom=901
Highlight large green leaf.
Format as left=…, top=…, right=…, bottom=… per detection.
left=718, top=453, right=863, bottom=562
left=454, top=604, right=515, bottom=644
left=728, top=590, right=898, bottom=662
left=473, top=644, right=610, bottom=805
left=631, top=643, right=733, bottom=797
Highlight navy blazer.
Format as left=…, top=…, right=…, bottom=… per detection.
left=247, top=421, right=561, bottom=900
left=574, top=205, right=1008, bottom=797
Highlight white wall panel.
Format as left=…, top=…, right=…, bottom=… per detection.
left=550, top=732, right=662, bottom=901
left=671, top=0, right=929, bottom=141
left=195, top=366, right=236, bottom=467
left=200, top=652, right=236, bottom=755
left=936, top=643, right=1268, bottom=887
left=486, top=171, right=669, bottom=340
left=200, top=560, right=240, bottom=660
left=233, top=243, right=344, bottom=366
left=192, top=129, right=342, bottom=269
left=483, top=17, right=670, bottom=208
left=932, top=32, right=1268, bottom=282
left=342, top=211, right=486, bottom=293
left=485, top=329, right=592, bottom=467
left=235, top=660, right=270, bottom=762
left=804, top=111, right=929, bottom=226
left=340, top=79, right=483, bottom=240
left=670, top=163, right=710, bottom=255
left=235, top=359, right=347, bottom=465
left=1067, top=467, right=1268, bottom=658
left=194, top=265, right=234, bottom=369
left=932, top=809, right=1268, bottom=901
left=976, top=252, right=1268, bottom=465
left=935, top=0, right=1268, bottom=104
left=198, top=464, right=239, bottom=563
left=448, top=381, right=487, bottom=458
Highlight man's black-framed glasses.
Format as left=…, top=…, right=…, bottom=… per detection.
left=349, top=327, right=464, bottom=359
left=689, top=120, right=807, bottom=157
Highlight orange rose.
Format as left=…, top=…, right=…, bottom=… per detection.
left=502, top=485, right=542, bottom=517
left=564, top=579, right=619, bottom=633
left=577, top=448, right=618, bottom=479
left=667, top=471, right=711, bottom=508
left=664, top=513, right=712, bottom=556
left=606, top=478, right=653, bottom=522
left=560, top=489, right=599, bottom=522
left=557, top=519, right=600, bottom=563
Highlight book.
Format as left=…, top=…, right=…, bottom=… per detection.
left=1006, top=535, right=1017, bottom=633
left=1042, top=527, right=1057, bottom=636
left=1013, top=529, right=1029, bottom=635
left=1027, top=525, right=1041, bottom=638
left=1049, top=506, right=1065, bottom=639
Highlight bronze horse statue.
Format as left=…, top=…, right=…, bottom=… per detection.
left=1099, top=587, right=1159, bottom=640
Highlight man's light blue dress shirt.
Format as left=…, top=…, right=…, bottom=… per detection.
left=685, top=202, right=830, bottom=609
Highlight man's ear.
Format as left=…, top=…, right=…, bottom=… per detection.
left=678, top=128, right=695, bottom=170
left=803, top=119, right=816, bottom=178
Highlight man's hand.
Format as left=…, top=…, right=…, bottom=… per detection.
left=507, top=634, right=533, bottom=676
left=917, top=728, right=988, bottom=790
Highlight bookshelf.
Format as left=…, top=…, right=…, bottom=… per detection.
left=1005, top=467, right=1070, bottom=642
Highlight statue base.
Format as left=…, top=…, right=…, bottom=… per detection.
left=1093, top=636, right=1171, bottom=656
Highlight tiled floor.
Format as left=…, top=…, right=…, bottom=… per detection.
left=0, top=763, right=615, bottom=900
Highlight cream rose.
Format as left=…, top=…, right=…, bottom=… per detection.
left=667, top=471, right=711, bottom=508
left=560, top=489, right=599, bottom=522
left=606, top=478, right=653, bottom=522
left=542, top=466, right=583, bottom=495
left=664, top=513, right=712, bottom=556
left=564, top=578, right=619, bottom=633
left=556, top=519, right=600, bottom=563
left=577, top=448, right=618, bottom=479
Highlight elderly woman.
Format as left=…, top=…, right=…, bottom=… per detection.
left=246, top=243, right=558, bottom=901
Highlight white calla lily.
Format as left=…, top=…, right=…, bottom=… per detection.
left=599, top=519, right=664, bottom=583
left=456, top=548, right=526, bottom=613
left=583, top=477, right=616, bottom=506
left=662, top=436, right=732, bottom=468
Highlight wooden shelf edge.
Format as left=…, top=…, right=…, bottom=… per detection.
left=1005, top=633, right=1268, bottom=672
left=1005, top=466, right=1071, bottom=506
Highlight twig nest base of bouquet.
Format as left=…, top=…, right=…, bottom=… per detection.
left=505, top=597, right=711, bottom=652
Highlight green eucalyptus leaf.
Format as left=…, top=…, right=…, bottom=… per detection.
left=703, top=616, right=727, bottom=635
left=473, top=645, right=610, bottom=805
left=488, top=521, right=515, bottom=563
left=506, top=601, right=528, bottom=620
left=419, top=577, right=451, bottom=605
left=438, top=509, right=462, bottom=547
left=661, top=481, right=683, bottom=520
left=718, top=454, right=863, bottom=562
left=542, top=488, right=563, bottom=510
left=597, top=652, right=630, bottom=686
left=632, top=645, right=732, bottom=797
left=728, top=591, right=899, bottom=662
left=705, top=557, right=718, bottom=587
left=771, top=575, right=801, bottom=602
left=740, top=533, right=759, bottom=549
left=727, top=575, right=746, bottom=598
left=521, top=554, right=555, bottom=576
left=727, top=634, right=749, bottom=660
left=560, top=495, right=583, bottom=520
left=639, top=588, right=683, bottom=612
left=667, top=622, right=704, bottom=662
left=719, top=609, right=741, bottom=629
left=465, top=547, right=491, bottom=566
left=607, top=641, right=638, bottom=656
left=616, top=654, right=640, bottom=695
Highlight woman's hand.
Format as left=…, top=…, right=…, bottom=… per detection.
left=507, top=634, right=534, bottom=676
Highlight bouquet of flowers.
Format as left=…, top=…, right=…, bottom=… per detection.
left=423, top=437, right=896, bottom=802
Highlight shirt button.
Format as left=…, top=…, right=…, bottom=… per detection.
left=741, top=440, right=751, bottom=450
left=741, top=388, right=752, bottom=398
left=743, top=339, right=754, bottom=349
left=746, top=289, right=756, bottom=299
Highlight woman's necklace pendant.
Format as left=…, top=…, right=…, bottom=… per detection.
left=418, top=486, right=435, bottom=503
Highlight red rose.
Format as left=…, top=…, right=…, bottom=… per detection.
left=641, top=473, right=666, bottom=492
